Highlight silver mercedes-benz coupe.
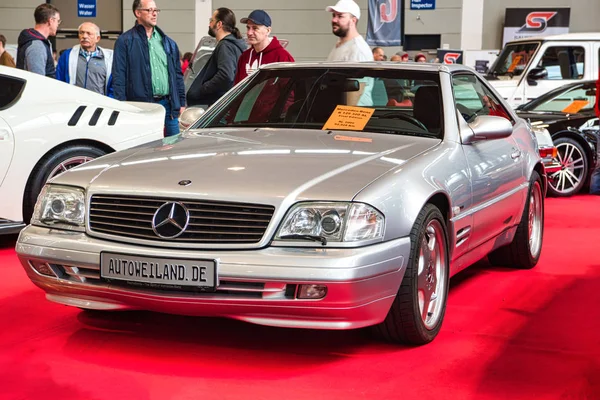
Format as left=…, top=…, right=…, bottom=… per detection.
left=16, top=63, right=546, bottom=345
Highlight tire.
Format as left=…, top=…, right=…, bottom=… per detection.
left=547, top=137, right=588, bottom=197
left=488, top=170, right=544, bottom=269
left=373, top=204, right=450, bottom=345
left=23, top=145, right=107, bottom=223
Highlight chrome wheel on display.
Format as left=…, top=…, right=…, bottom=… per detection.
left=528, top=179, right=543, bottom=259
left=548, top=138, right=588, bottom=196
left=417, top=219, right=447, bottom=330
left=47, top=156, right=96, bottom=181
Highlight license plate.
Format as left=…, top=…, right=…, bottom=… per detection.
left=100, top=252, right=217, bottom=289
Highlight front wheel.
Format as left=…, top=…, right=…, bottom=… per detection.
left=23, top=145, right=107, bottom=223
left=373, top=204, right=449, bottom=345
left=547, top=137, right=588, bottom=197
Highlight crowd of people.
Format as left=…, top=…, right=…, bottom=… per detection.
left=0, top=0, right=431, bottom=136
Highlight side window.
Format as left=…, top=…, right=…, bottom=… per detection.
left=452, top=74, right=512, bottom=123
left=536, top=46, right=585, bottom=80
left=0, top=75, right=26, bottom=110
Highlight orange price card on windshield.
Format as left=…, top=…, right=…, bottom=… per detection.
left=322, top=105, right=375, bottom=131
left=507, top=55, right=523, bottom=73
left=562, top=100, right=589, bottom=114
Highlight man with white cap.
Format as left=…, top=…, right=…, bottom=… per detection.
left=325, top=0, right=373, bottom=62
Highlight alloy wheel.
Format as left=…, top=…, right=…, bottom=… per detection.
left=47, top=156, right=95, bottom=181
left=528, top=180, right=543, bottom=259
left=417, top=219, right=447, bottom=330
left=549, top=141, right=586, bottom=195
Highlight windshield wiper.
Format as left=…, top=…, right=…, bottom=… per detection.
left=278, top=234, right=328, bottom=246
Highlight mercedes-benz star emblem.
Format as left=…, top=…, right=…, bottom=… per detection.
left=152, top=202, right=190, bottom=238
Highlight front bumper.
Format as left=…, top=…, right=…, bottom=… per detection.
left=16, top=226, right=410, bottom=330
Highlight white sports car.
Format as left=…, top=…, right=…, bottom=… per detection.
left=0, top=66, right=165, bottom=234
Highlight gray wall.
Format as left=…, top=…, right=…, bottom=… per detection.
left=0, top=0, right=42, bottom=45
left=483, top=0, right=600, bottom=49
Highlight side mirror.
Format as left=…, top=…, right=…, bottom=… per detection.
left=179, top=106, right=206, bottom=130
left=527, top=67, right=547, bottom=86
left=463, top=115, right=513, bottom=144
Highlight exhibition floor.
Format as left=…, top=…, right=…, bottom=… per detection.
left=1, top=195, right=599, bottom=400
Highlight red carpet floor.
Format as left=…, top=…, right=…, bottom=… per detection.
left=1, top=195, right=599, bottom=400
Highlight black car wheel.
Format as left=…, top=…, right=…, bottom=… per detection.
left=547, top=137, right=588, bottom=197
left=23, top=145, right=107, bottom=223
left=373, top=204, right=449, bottom=345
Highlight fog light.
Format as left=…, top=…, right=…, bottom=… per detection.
left=297, top=284, right=328, bottom=299
left=29, top=261, right=58, bottom=277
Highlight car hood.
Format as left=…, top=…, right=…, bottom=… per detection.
left=59, top=128, right=441, bottom=206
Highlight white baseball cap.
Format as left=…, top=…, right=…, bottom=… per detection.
left=326, top=0, right=361, bottom=20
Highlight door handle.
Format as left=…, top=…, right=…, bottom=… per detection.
left=511, top=148, right=522, bottom=159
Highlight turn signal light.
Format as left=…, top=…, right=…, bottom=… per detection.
left=297, top=284, right=328, bottom=299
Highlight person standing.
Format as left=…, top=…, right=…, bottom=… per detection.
left=233, top=10, right=294, bottom=84
left=0, top=34, right=16, bottom=67
left=56, top=22, right=114, bottom=96
left=16, top=3, right=61, bottom=77
left=372, top=47, right=385, bottom=61
left=112, top=0, right=185, bottom=136
left=186, top=8, right=246, bottom=107
left=325, top=0, right=373, bottom=62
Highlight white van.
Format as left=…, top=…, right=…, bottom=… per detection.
left=486, top=33, right=600, bottom=108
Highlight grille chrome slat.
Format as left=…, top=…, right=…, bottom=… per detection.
left=89, top=195, right=275, bottom=244
left=90, top=207, right=156, bottom=217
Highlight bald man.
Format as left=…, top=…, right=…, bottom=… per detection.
left=56, top=22, right=114, bottom=96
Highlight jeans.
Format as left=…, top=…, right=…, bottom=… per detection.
left=590, top=164, right=600, bottom=195
left=156, top=98, right=180, bottom=137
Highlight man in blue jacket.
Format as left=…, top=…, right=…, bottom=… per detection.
left=56, top=22, right=114, bottom=96
left=112, top=0, right=185, bottom=136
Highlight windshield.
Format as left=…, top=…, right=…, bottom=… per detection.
left=522, top=82, right=597, bottom=113
left=488, top=42, right=539, bottom=78
left=199, top=68, right=443, bottom=138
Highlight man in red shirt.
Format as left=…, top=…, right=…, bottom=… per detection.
left=234, top=10, right=294, bottom=84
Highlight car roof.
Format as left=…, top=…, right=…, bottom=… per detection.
left=260, top=61, right=474, bottom=74
left=507, top=32, right=600, bottom=44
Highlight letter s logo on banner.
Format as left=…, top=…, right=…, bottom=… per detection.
left=443, top=53, right=461, bottom=64
left=380, top=0, right=398, bottom=23
left=518, top=11, right=557, bottom=33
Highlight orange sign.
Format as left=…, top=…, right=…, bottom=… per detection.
left=562, top=100, right=589, bottom=114
left=507, top=55, right=523, bottom=73
left=322, top=105, right=375, bottom=131
left=334, top=135, right=373, bottom=143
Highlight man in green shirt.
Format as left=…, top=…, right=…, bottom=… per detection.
left=113, top=0, right=186, bottom=136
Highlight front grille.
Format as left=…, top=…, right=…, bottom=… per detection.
left=89, top=195, right=275, bottom=244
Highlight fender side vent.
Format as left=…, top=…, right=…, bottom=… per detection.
left=108, top=111, right=120, bottom=126
left=89, top=108, right=104, bottom=126
left=68, top=106, right=87, bottom=126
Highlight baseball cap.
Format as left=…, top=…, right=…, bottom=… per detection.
left=240, top=10, right=272, bottom=27
left=396, top=51, right=408, bottom=57
left=326, top=0, right=361, bottom=20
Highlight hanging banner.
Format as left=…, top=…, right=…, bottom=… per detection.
left=367, top=0, right=402, bottom=46
left=503, top=8, right=570, bottom=47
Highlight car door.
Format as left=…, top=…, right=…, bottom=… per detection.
left=0, top=74, right=24, bottom=186
left=0, top=116, right=14, bottom=186
left=522, top=42, right=589, bottom=103
left=453, top=73, right=525, bottom=249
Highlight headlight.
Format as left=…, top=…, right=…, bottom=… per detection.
left=31, top=185, right=86, bottom=231
left=275, top=202, right=384, bottom=244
